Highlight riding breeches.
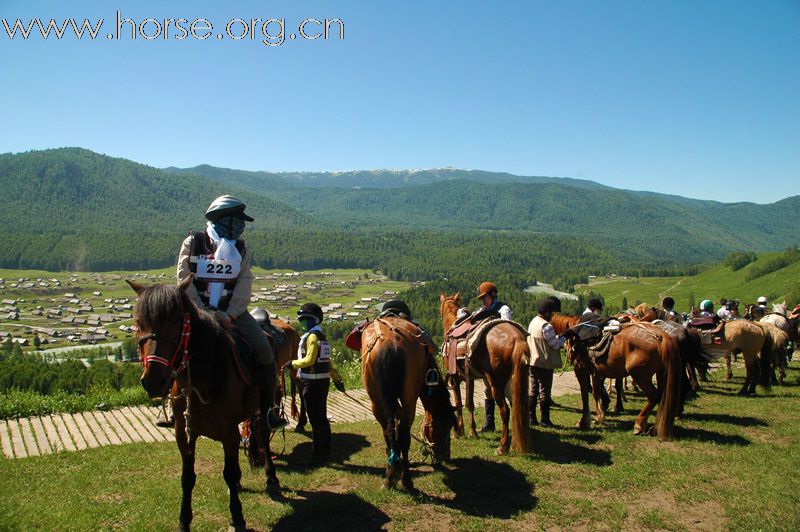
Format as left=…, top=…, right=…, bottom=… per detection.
left=302, top=378, right=331, bottom=456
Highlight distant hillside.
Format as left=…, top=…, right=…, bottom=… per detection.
left=165, top=165, right=611, bottom=191
left=577, top=249, right=800, bottom=312
left=1, top=148, right=309, bottom=233
left=167, top=164, right=800, bottom=262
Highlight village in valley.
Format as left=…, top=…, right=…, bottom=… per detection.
left=0, top=268, right=414, bottom=352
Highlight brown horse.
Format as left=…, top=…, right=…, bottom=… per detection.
left=129, top=278, right=278, bottom=532
left=696, top=319, right=774, bottom=395
left=268, top=319, right=303, bottom=421
left=553, top=315, right=682, bottom=440
left=361, top=316, right=456, bottom=490
left=439, top=293, right=530, bottom=455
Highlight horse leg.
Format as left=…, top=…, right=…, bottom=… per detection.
left=448, top=375, right=465, bottom=437
left=177, top=434, right=197, bottom=532
left=466, top=377, right=478, bottom=437
left=490, top=380, right=511, bottom=456
left=613, top=378, right=624, bottom=414
left=593, top=376, right=607, bottom=423
left=222, top=432, right=247, bottom=531
left=739, top=356, right=755, bottom=395
left=398, top=409, right=415, bottom=492
left=688, top=364, right=701, bottom=392
left=725, top=353, right=733, bottom=382
left=575, top=370, right=592, bottom=429
left=631, top=373, right=659, bottom=436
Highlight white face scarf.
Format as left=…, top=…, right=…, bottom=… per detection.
left=205, top=221, right=243, bottom=309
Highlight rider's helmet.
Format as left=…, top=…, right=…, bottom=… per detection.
left=546, top=295, right=562, bottom=313
left=536, top=298, right=557, bottom=316
left=476, top=281, right=498, bottom=300
left=701, top=299, right=714, bottom=312
left=662, top=296, right=675, bottom=309
left=381, top=299, right=412, bottom=320
left=205, top=195, right=254, bottom=222
left=297, top=303, right=323, bottom=325
left=249, top=307, right=269, bottom=323
left=588, top=298, right=603, bottom=311
left=757, top=296, right=768, bottom=306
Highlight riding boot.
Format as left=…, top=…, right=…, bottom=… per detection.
left=481, top=399, right=495, bottom=432
left=529, top=395, right=539, bottom=426
left=155, top=398, right=174, bottom=428
left=260, top=363, right=289, bottom=431
left=540, top=402, right=555, bottom=428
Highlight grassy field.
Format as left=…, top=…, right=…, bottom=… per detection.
left=576, top=252, right=800, bottom=312
left=2, top=364, right=800, bottom=531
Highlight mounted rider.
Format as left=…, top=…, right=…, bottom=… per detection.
left=698, top=299, right=717, bottom=320
left=168, top=195, right=288, bottom=431
left=661, top=296, right=680, bottom=320
left=757, top=296, right=768, bottom=311
left=471, top=281, right=512, bottom=432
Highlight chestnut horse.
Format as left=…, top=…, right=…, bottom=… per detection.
left=361, top=316, right=456, bottom=490
left=129, top=278, right=278, bottom=532
left=439, top=293, right=530, bottom=455
left=268, top=319, right=303, bottom=421
left=552, top=314, right=683, bottom=440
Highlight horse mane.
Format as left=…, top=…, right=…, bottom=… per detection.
left=134, top=283, right=228, bottom=377
left=550, top=312, right=580, bottom=334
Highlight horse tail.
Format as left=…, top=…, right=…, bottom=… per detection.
left=510, top=338, right=530, bottom=454
left=656, top=335, right=681, bottom=441
left=373, top=340, right=405, bottom=460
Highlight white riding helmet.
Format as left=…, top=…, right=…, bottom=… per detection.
left=757, top=296, right=767, bottom=304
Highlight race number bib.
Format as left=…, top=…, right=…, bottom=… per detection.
left=197, top=256, right=241, bottom=280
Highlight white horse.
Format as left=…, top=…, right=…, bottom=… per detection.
left=759, top=302, right=794, bottom=384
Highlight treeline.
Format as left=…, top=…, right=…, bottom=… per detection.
left=744, top=247, right=800, bottom=281
left=723, top=251, right=758, bottom=271
left=0, top=343, right=140, bottom=395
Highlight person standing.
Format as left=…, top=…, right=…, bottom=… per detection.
left=171, top=195, right=288, bottom=431
left=528, top=299, right=575, bottom=427
left=580, top=298, right=603, bottom=322
left=290, top=303, right=342, bottom=462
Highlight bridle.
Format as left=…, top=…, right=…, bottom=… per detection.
left=137, top=297, right=192, bottom=376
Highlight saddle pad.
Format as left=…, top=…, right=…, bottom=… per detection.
left=345, top=320, right=370, bottom=351
left=689, top=317, right=717, bottom=330
left=260, top=322, right=288, bottom=352
left=230, top=330, right=253, bottom=384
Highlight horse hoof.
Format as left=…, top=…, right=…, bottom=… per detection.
left=633, top=424, right=645, bottom=435
left=228, top=525, right=246, bottom=532
left=266, top=480, right=281, bottom=497
left=469, top=430, right=479, bottom=438
left=495, top=447, right=508, bottom=456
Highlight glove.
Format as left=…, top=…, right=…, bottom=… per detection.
left=333, top=379, right=345, bottom=393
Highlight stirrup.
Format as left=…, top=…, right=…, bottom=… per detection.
left=266, top=408, right=289, bottom=432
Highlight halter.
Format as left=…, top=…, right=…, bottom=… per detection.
left=137, top=297, right=193, bottom=375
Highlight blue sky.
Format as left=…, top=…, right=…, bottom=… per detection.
left=1, top=0, right=798, bottom=203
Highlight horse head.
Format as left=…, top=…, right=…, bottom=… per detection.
left=421, top=379, right=455, bottom=463
left=773, top=301, right=787, bottom=316
left=127, top=276, right=195, bottom=399
left=439, top=292, right=462, bottom=329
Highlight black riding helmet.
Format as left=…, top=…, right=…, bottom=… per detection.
left=381, top=299, right=412, bottom=320
left=588, top=298, right=603, bottom=310
left=662, top=296, right=675, bottom=308
left=537, top=298, right=557, bottom=316
left=205, top=195, right=254, bottom=222
left=297, top=303, right=323, bottom=325
left=546, top=295, right=562, bottom=313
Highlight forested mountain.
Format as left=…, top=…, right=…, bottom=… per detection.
left=168, top=165, right=800, bottom=262
left=2, top=148, right=797, bottom=287
left=1, top=148, right=309, bottom=234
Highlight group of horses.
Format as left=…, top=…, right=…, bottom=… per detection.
left=127, top=278, right=798, bottom=531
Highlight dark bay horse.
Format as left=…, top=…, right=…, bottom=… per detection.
left=439, top=294, right=530, bottom=455
left=128, top=277, right=278, bottom=532
left=361, top=316, right=455, bottom=490
left=552, top=314, right=683, bottom=440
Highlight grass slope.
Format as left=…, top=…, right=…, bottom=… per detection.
left=2, top=364, right=799, bottom=530
left=578, top=251, right=800, bottom=310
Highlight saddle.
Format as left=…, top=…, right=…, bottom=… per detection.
left=228, top=329, right=254, bottom=385
left=345, top=319, right=370, bottom=351
left=442, top=317, right=529, bottom=376
left=253, top=312, right=288, bottom=354
left=688, top=318, right=726, bottom=345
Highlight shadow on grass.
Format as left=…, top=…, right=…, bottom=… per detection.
left=687, top=412, right=768, bottom=427
left=434, top=457, right=537, bottom=518
left=678, top=427, right=751, bottom=446
left=271, top=490, right=390, bottom=531
left=279, top=432, right=370, bottom=472
left=530, top=430, right=613, bottom=466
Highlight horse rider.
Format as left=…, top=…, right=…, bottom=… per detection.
left=470, top=281, right=513, bottom=432
left=380, top=299, right=436, bottom=350
left=580, top=298, right=603, bottom=322
left=288, top=303, right=343, bottom=462
left=698, top=300, right=717, bottom=319
left=717, top=298, right=733, bottom=320
left=528, top=299, right=577, bottom=427
left=757, top=296, right=768, bottom=311
left=661, top=296, right=680, bottom=319
left=166, top=195, right=288, bottom=431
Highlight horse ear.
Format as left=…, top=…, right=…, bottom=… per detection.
left=439, top=294, right=446, bottom=302
left=126, top=280, right=145, bottom=294
left=455, top=293, right=461, bottom=304
left=178, top=274, right=193, bottom=293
